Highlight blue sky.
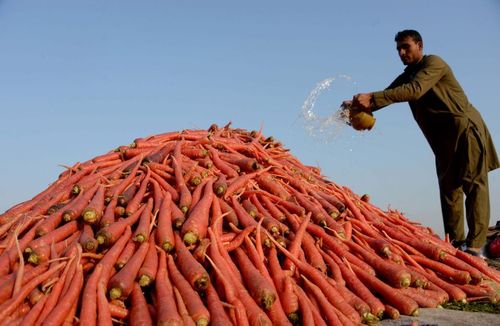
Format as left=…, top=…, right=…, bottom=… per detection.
left=1, top=0, right=499, bottom=238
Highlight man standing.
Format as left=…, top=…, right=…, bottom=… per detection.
left=351, top=30, right=499, bottom=256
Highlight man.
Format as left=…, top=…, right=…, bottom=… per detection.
left=351, top=29, right=499, bottom=256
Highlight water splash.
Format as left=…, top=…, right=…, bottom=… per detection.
left=300, top=75, right=357, bottom=142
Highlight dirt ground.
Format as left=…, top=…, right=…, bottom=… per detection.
left=378, top=307, right=500, bottom=326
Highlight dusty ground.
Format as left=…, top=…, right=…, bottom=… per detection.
left=378, top=307, right=500, bottom=326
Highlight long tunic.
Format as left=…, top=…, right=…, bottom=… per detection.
left=372, top=54, right=499, bottom=184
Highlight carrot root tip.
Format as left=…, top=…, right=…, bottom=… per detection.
left=183, top=232, right=198, bottom=246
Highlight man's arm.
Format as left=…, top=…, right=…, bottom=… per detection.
left=372, top=55, right=447, bottom=108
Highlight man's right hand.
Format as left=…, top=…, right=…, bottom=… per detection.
left=352, top=93, right=373, bottom=112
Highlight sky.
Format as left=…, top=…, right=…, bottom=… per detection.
left=1, top=0, right=499, bottom=239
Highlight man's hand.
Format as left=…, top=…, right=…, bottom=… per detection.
left=352, top=93, right=373, bottom=112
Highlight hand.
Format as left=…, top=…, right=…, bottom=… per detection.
left=352, top=93, right=373, bottom=112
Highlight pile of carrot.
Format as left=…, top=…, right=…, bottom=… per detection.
left=0, top=123, right=499, bottom=326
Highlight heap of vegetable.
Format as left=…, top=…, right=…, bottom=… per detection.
left=0, top=123, right=499, bottom=325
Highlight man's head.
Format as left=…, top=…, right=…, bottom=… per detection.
left=394, top=30, right=423, bottom=65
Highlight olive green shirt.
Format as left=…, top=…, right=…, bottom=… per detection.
left=372, top=55, right=499, bottom=183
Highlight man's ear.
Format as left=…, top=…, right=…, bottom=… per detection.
left=417, top=41, right=423, bottom=51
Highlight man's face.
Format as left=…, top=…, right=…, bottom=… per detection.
left=396, top=36, right=423, bottom=65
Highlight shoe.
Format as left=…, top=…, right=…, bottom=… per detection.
left=451, top=240, right=466, bottom=251
left=464, top=248, right=486, bottom=259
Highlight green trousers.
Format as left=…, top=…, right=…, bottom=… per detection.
left=439, top=173, right=490, bottom=248
left=438, top=125, right=491, bottom=248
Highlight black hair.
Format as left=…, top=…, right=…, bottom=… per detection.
left=394, top=30, right=423, bottom=43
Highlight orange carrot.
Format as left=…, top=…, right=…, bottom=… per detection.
left=96, top=204, right=145, bottom=247
left=155, top=251, right=183, bottom=326
left=97, top=281, right=113, bottom=326
left=82, top=184, right=106, bottom=224
left=233, top=247, right=277, bottom=310
left=108, top=241, right=149, bottom=300
left=98, top=226, right=133, bottom=285
left=126, top=167, right=151, bottom=216
left=156, top=192, right=176, bottom=252
left=79, top=264, right=103, bottom=326
left=0, top=261, right=65, bottom=322
left=41, top=260, right=84, bottom=326
left=173, top=232, right=210, bottom=292
left=116, top=240, right=137, bottom=269
left=349, top=263, right=419, bottom=316
left=80, top=223, right=98, bottom=252
left=167, top=254, right=210, bottom=326
left=138, top=235, right=159, bottom=287
left=173, top=286, right=196, bottom=326
left=133, top=197, right=153, bottom=243
left=129, top=283, right=153, bottom=326
left=181, top=178, right=214, bottom=245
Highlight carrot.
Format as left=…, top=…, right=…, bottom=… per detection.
left=233, top=247, right=277, bottom=310
left=97, top=280, right=113, bottom=326
left=96, top=204, right=145, bottom=247
left=61, top=183, right=100, bottom=222
left=108, top=241, right=149, bottom=300
left=150, top=178, right=164, bottom=215
left=170, top=194, right=187, bottom=229
left=126, top=167, right=151, bottom=216
left=301, top=275, right=347, bottom=326
left=79, top=264, right=103, bottom=326
left=151, top=169, right=180, bottom=203
left=0, top=261, right=66, bottom=321
left=173, top=286, right=196, bottom=326
left=224, top=225, right=255, bottom=252
left=157, top=192, right=176, bottom=252
left=255, top=174, right=291, bottom=201
left=213, top=174, right=228, bottom=197
left=82, top=184, right=106, bottom=224
left=26, top=220, right=78, bottom=254
left=173, top=232, right=210, bottom=292
left=383, top=304, right=400, bottom=319
left=173, top=142, right=192, bottom=213
left=80, top=223, right=98, bottom=252
left=294, top=284, right=327, bottom=326
left=143, top=142, right=176, bottom=164
left=99, top=196, right=118, bottom=227
left=138, top=235, right=159, bottom=287
left=207, top=146, right=239, bottom=178
left=19, top=294, right=48, bottom=326
left=41, top=259, right=84, bottom=326
left=267, top=246, right=299, bottom=321
left=266, top=233, right=361, bottom=325
left=109, top=302, right=129, bottom=319
left=167, top=254, right=210, bottom=326
left=0, top=264, right=47, bottom=305
left=223, top=167, right=272, bottom=199
left=205, top=284, right=232, bottom=325
left=219, top=198, right=239, bottom=227
left=181, top=178, right=214, bottom=245
left=439, top=253, right=483, bottom=283
left=410, top=254, right=471, bottom=284
left=346, top=240, right=412, bottom=288
left=129, top=283, right=153, bottom=326
left=192, top=238, right=211, bottom=263
left=98, top=226, right=133, bottom=285
left=27, top=229, right=80, bottom=265
left=349, top=262, right=419, bottom=316
left=116, top=240, right=137, bottom=269
left=155, top=251, right=183, bottom=326
left=105, top=156, right=143, bottom=202
left=118, top=178, right=140, bottom=207
left=133, top=197, right=153, bottom=243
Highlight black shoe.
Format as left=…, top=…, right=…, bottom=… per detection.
left=464, top=248, right=486, bottom=259
left=451, top=240, right=466, bottom=250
